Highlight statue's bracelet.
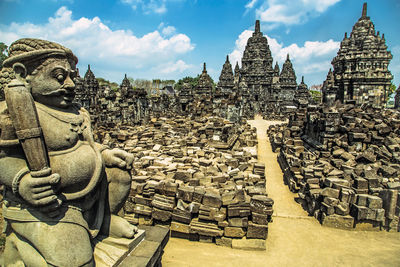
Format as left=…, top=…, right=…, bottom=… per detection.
left=98, top=144, right=110, bottom=153
left=12, top=167, right=30, bottom=194
left=30, top=167, right=52, bottom=178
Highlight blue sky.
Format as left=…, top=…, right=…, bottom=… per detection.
left=0, top=0, right=399, bottom=88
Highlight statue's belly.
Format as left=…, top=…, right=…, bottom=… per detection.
left=49, top=142, right=99, bottom=194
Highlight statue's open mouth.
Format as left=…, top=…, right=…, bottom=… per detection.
left=43, top=89, right=75, bottom=101
left=63, top=95, right=75, bottom=102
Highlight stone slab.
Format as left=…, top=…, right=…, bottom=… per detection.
left=231, top=237, right=266, bottom=251
left=94, top=229, right=146, bottom=267
left=119, top=226, right=169, bottom=267
left=321, top=214, right=354, bottom=230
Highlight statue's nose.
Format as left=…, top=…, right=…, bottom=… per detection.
left=64, top=75, right=75, bottom=91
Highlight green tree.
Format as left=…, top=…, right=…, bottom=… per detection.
left=309, top=90, right=321, bottom=102
left=387, top=82, right=397, bottom=99
left=175, top=76, right=200, bottom=93
left=0, top=42, right=8, bottom=69
left=96, top=77, right=119, bottom=91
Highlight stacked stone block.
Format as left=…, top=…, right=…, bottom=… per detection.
left=95, top=116, right=274, bottom=249
left=268, top=102, right=400, bottom=231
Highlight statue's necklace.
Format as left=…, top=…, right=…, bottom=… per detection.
left=36, top=104, right=87, bottom=135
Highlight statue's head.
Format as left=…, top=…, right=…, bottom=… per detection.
left=0, top=38, right=78, bottom=108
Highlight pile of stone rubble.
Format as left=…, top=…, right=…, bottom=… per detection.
left=95, top=116, right=273, bottom=249
left=268, top=103, right=400, bottom=231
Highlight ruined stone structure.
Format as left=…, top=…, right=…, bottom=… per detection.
left=195, top=63, right=214, bottom=97
left=274, top=54, right=300, bottom=116
left=192, top=63, right=214, bottom=117
left=239, top=20, right=273, bottom=114
left=322, top=69, right=339, bottom=105
left=234, top=62, right=240, bottom=86
left=217, top=56, right=236, bottom=96
left=95, top=116, right=274, bottom=249
left=235, top=20, right=309, bottom=119
left=268, top=102, right=400, bottom=231
left=322, top=3, right=393, bottom=107
left=294, top=76, right=313, bottom=108
left=74, top=68, right=151, bottom=127
left=74, top=21, right=311, bottom=124
left=177, top=82, right=194, bottom=114
left=213, top=56, right=243, bottom=122
left=75, top=64, right=99, bottom=113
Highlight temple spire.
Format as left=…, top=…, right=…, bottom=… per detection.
left=226, top=55, right=229, bottom=62
left=362, top=2, right=367, bottom=18
left=255, top=20, right=260, bottom=33
left=203, top=62, right=207, bottom=73
left=235, top=62, right=240, bottom=72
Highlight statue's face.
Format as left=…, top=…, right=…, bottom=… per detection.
left=28, top=57, right=77, bottom=109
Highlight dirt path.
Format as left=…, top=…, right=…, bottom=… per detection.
left=162, top=116, right=400, bottom=267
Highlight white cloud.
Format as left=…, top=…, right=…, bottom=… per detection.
left=228, top=30, right=253, bottom=67
left=121, top=0, right=180, bottom=14
left=229, top=29, right=340, bottom=85
left=157, top=60, right=192, bottom=74
left=51, top=0, right=74, bottom=3
left=255, top=0, right=341, bottom=26
left=0, top=6, right=195, bottom=81
left=245, top=0, right=258, bottom=9
left=268, top=39, right=340, bottom=63
left=161, top=25, right=176, bottom=36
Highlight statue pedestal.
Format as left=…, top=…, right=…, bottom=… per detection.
left=93, top=229, right=146, bottom=267
left=119, top=226, right=170, bottom=267
left=93, top=226, right=170, bottom=267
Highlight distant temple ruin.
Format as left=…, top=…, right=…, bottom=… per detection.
left=230, top=20, right=311, bottom=118
left=322, top=3, right=393, bottom=107
left=74, top=67, right=150, bottom=127
left=73, top=4, right=396, bottom=124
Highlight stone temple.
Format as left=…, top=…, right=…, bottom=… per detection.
left=322, top=3, right=393, bottom=107
left=231, top=20, right=311, bottom=118
left=217, top=55, right=235, bottom=97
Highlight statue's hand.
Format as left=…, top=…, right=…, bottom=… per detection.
left=102, top=148, right=134, bottom=170
left=19, top=172, right=62, bottom=215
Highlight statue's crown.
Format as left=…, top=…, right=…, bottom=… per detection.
left=3, top=38, right=77, bottom=67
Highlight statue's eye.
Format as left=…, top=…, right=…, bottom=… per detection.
left=57, top=74, right=65, bottom=82
left=53, top=69, right=66, bottom=83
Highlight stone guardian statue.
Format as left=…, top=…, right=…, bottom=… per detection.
left=0, top=38, right=137, bottom=266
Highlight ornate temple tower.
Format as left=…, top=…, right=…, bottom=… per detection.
left=322, top=68, right=339, bottom=105
left=217, top=55, right=235, bottom=95
left=294, top=76, right=312, bottom=108
left=83, top=65, right=99, bottom=112
left=324, top=3, right=393, bottom=107
left=195, top=63, right=214, bottom=97
left=272, top=62, right=280, bottom=84
left=279, top=54, right=297, bottom=105
left=240, top=20, right=274, bottom=103
left=120, top=74, right=133, bottom=97
left=234, top=62, right=240, bottom=86
left=177, top=82, right=193, bottom=113
left=73, top=68, right=85, bottom=106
